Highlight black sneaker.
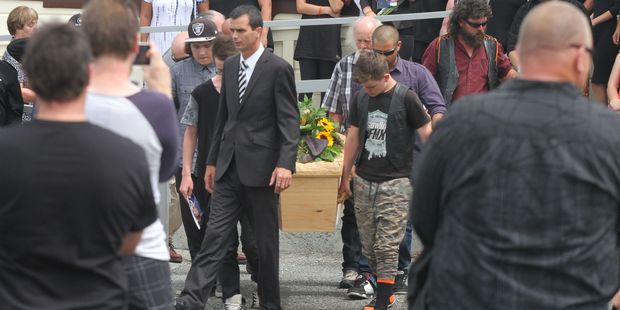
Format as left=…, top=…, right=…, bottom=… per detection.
left=393, top=271, right=408, bottom=295
left=250, top=291, right=260, bottom=309
left=362, top=295, right=395, bottom=310
left=339, top=269, right=358, bottom=289
left=347, top=273, right=375, bottom=299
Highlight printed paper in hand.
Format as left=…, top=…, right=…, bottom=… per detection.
left=186, top=194, right=204, bottom=229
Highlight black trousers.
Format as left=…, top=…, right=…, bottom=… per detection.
left=178, top=162, right=281, bottom=310
left=175, top=167, right=259, bottom=300
left=398, top=28, right=415, bottom=62
left=220, top=209, right=260, bottom=299
left=175, top=168, right=206, bottom=260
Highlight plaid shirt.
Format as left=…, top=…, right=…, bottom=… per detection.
left=322, top=51, right=447, bottom=133
left=321, top=51, right=360, bottom=133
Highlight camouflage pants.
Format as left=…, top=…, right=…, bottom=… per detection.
left=353, top=175, right=412, bottom=281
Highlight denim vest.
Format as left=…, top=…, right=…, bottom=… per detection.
left=435, top=35, right=500, bottom=105
left=355, top=83, right=415, bottom=170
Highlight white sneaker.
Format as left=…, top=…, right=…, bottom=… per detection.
left=250, top=291, right=260, bottom=309
left=224, top=294, right=246, bottom=310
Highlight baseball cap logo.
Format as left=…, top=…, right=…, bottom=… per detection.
left=192, top=23, right=204, bottom=36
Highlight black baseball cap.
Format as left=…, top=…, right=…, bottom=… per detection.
left=68, top=13, right=82, bottom=27
left=185, top=17, right=218, bottom=43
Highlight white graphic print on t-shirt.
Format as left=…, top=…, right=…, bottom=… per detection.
left=365, top=110, right=388, bottom=160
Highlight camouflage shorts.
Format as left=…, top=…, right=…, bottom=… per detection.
left=353, top=175, right=412, bottom=281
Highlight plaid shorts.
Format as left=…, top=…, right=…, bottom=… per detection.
left=122, top=255, right=173, bottom=310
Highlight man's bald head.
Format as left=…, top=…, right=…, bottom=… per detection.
left=354, top=16, right=382, bottom=50
left=517, top=1, right=591, bottom=62
left=222, top=18, right=232, bottom=35
left=517, top=1, right=592, bottom=87
left=199, top=10, right=226, bottom=31
left=372, top=25, right=399, bottom=45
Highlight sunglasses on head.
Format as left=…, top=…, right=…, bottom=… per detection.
left=373, top=47, right=397, bottom=56
left=465, top=20, right=487, bottom=29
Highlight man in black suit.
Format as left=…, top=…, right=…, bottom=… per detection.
left=175, top=5, right=299, bottom=310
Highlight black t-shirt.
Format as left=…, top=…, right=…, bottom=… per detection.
left=192, top=79, right=220, bottom=177
left=411, top=0, right=449, bottom=43
left=349, top=85, right=429, bottom=182
left=486, top=0, right=527, bottom=49
left=209, top=0, right=260, bottom=17
left=0, top=120, right=157, bottom=310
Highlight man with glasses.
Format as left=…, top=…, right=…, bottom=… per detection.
left=410, top=2, right=620, bottom=309
left=372, top=25, right=446, bottom=127
left=323, top=20, right=447, bottom=301
left=422, top=0, right=517, bottom=105
left=338, top=50, right=432, bottom=310
left=343, top=24, right=446, bottom=299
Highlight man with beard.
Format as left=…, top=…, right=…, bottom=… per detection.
left=421, top=0, right=517, bottom=105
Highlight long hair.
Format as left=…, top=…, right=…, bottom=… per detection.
left=448, top=0, right=492, bottom=37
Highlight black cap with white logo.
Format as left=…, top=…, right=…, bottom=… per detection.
left=186, top=17, right=218, bottom=43
left=68, top=13, right=82, bottom=27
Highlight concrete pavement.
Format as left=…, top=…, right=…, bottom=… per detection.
left=170, top=226, right=421, bottom=310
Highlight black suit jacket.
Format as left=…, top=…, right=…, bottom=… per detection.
left=207, top=50, right=299, bottom=187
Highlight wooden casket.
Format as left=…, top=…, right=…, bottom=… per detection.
left=279, top=154, right=343, bottom=232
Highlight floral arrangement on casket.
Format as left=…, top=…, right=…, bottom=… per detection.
left=279, top=96, right=344, bottom=232
left=296, top=96, right=344, bottom=163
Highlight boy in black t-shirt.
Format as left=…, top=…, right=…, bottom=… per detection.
left=0, top=23, right=157, bottom=310
left=339, top=50, right=432, bottom=310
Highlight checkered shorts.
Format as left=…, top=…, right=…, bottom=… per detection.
left=122, top=255, right=173, bottom=310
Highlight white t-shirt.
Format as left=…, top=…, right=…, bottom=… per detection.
left=86, top=90, right=179, bottom=261
left=144, top=0, right=206, bottom=52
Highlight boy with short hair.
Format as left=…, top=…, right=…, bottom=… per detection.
left=339, top=50, right=432, bottom=310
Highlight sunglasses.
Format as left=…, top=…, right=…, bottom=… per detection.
left=465, top=20, right=488, bottom=29
left=373, top=47, right=397, bottom=56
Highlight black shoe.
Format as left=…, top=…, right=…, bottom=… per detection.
left=339, top=269, right=358, bottom=289
left=362, top=295, right=395, bottom=310
left=250, top=291, right=260, bottom=309
left=393, top=271, right=408, bottom=295
left=174, top=298, right=190, bottom=310
left=347, top=273, right=375, bottom=299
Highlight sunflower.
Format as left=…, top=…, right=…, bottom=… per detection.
left=316, top=131, right=334, bottom=147
left=318, top=118, right=334, bottom=132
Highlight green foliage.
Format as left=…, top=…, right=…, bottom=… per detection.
left=297, top=95, right=343, bottom=162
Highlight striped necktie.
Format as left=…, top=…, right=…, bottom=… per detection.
left=238, top=60, right=248, bottom=103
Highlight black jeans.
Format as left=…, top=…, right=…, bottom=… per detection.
left=175, top=167, right=206, bottom=260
